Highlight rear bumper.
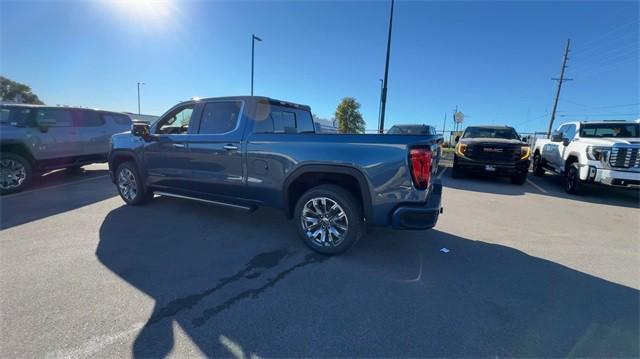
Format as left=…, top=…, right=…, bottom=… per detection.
left=391, top=180, right=443, bottom=230
left=455, top=156, right=530, bottom=175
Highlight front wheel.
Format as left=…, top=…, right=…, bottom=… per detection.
left=116, top=161, right=153, bottom=205
left=0, top=152, right=33, bottom=194
left=532, top=153, right=545, bottom=177
left=294, top=184, right=363, bottom=255
left=565, top=163, right=583, bottom=195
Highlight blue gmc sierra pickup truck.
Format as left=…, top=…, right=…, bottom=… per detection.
left=108, top=96, right=443, bottom=254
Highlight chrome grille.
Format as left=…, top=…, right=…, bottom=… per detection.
left=609, top=147, right=640, bottom=168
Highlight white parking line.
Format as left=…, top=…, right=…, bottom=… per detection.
left=0, top=174, right=110, bottom=199
left=526, top=178, right=548, bottom=194
left=437, top=167, right=448, bottom=179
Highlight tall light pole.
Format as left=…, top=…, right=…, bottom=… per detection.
left=379, top=0, right=395, bottom=134
left=251, top=34, right=262, bottom=96
left=137, top=82, right=145, bottom=116
left=377, top=78, right=384, bottom=132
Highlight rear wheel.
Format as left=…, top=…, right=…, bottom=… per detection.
left=565, top=163, right=583, bottom=195
left=294, top=184, right=363, bottom=255
left=0, top=153, right=32, bottom=194
left=116, top=161, right=153, bottom=205
left=532, top=153, right=545, bottom=177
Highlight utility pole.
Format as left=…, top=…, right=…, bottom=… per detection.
left=547, top=38, right=572, bottom=137
left=377, top=79, right=384, bottom=132
left=442, top=112, right=447, bottom=134
left=251, top=34, right=262, bottom=96
left=137, top=82, right=145, bottom=116
left=379, top=0, right=394, bottom=134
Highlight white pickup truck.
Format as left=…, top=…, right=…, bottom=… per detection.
left=532, top=120, right=640, bottom=194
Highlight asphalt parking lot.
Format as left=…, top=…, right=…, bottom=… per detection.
left=1, top=163, right=638, bottom=358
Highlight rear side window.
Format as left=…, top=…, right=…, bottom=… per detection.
left=295, top=109, right=314, bottom=133
left=1, top=108, right=11, bottom=124
left=104, top=113, right=132, bottom=126
left=198, top=101, right=242, bottom=134
left=273, top=110, right=296, bottom=133
left=254, top=105, right=314, bottom=134
left=74, top=110, right=105, bottom=127
left=35, top=108, right=73, bottom=127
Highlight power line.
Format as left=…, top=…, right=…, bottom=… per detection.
left=570, top=46, right=638, bottom=73
left=570, top=19, right=640, bottom=55
left=572, top=56, right=638, bottom=80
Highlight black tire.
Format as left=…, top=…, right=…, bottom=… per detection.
left=294, top=184, right=363, bottom=255
left=532, top=153, right=545, bottom=177
left=115, top=161, right=153, bottom=205
left=511, top=172, right=527, bottom=185
left=565, top=163, right=583, bottom=195
left=0, top=152, right=33, bottom=195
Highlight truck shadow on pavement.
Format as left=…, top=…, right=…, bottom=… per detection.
left=0, top=168, right=115, bottom=229
left=96, top=198, right=638, bottom=357
left=443, top=170, right=640, bottom=209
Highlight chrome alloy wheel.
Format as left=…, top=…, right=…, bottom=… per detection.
left=117, top=167, right=138, bottom=201
left=301, top=197, right=348, bottom=247
left=0, top=159, right=26, bottom=190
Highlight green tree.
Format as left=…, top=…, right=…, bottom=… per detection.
left=0, top=76, right=44, bottom=104
left=335, top=97, right=365, bottom=134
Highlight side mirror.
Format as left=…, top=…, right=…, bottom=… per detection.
left=550, top=131, right=563, bottom=142
left=37, top=118, right=56, bottom=132
left=131, top=121, right=150, bottom=138
left=562, top=138, right=570, bottom=147
left=454, top=135, right=460, bottom=143
left=521, top=136, right=529, bottom=143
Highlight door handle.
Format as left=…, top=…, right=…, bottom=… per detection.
left=173, top=143, right=186, bottom=148
left=223, top=144, right=238, bottom=151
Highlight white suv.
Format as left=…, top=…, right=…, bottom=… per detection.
left=532, top=120, right=640, bottom=194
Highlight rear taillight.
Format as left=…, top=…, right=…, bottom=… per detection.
left=409, top=147, right=432, bottom=189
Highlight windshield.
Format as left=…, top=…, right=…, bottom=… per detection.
left=462, top=127, right=520, bottom=140
left=388, top=125, right=430, bottom=134
left=580, top=123, right=639, bottom=138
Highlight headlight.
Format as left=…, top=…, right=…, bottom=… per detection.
left=455, top=143, right=467, bottom=156
left=586, top=146, right=611, bottom=161
left=520, top=146, right=531, bottom=160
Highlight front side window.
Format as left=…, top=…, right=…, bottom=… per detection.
left=198, top=101, right=242, bottom=134
left=563, top=124, right=576, bottom=140
left=156, top=105, right=194, bottom=134
left=35, top=108, right=73, bottom=127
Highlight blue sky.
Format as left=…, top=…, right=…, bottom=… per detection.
left=1, top=0, right=638, bottom=133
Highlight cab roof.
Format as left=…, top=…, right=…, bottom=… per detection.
left=185, top=96, right=311, bottom=111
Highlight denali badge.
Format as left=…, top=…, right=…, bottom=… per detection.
left=483, top=148, right=503, bottom=153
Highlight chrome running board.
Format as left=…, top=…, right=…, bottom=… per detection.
left=154, top=191, right=254, bottom=211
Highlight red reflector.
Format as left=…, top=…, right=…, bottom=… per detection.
left=409, top=148, right=432, bottom=189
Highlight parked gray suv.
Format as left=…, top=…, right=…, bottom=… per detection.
left=1, top=104, right=132, bottom=194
